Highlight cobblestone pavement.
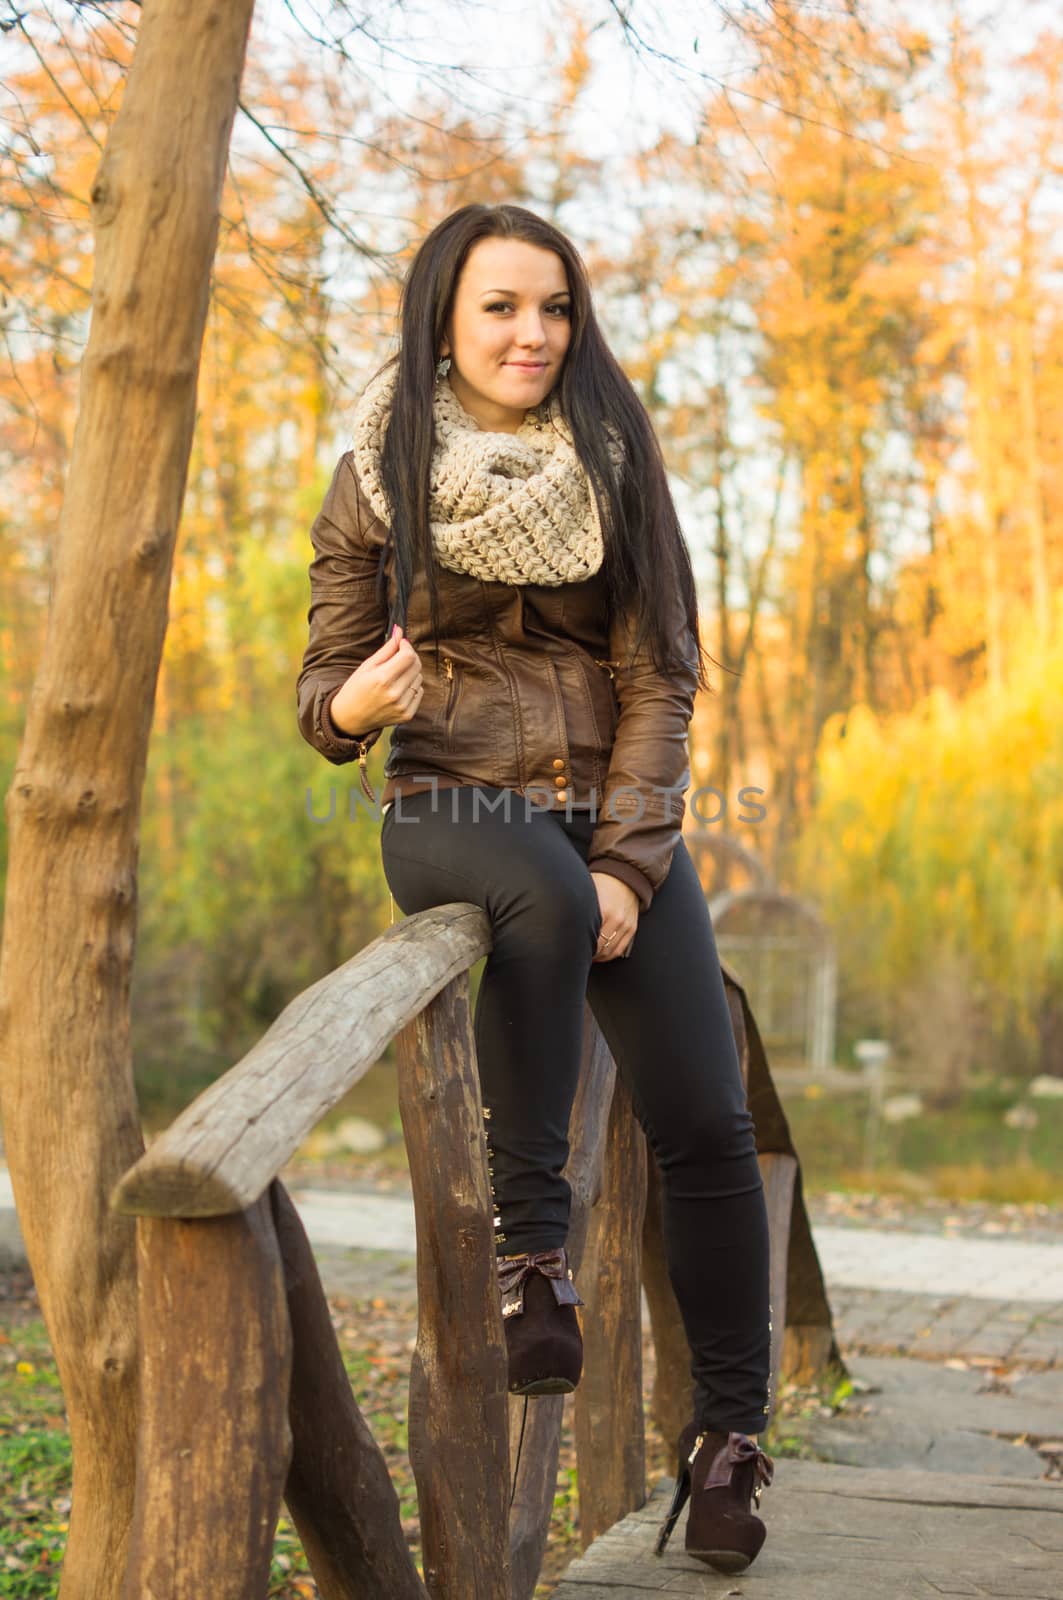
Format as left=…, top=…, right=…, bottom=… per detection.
left=305, top=1247, right=1062, bottom=1371
left=2, top=1165, right=1059, bottom=1366
left=829, top=1283, right=1061, bottom=1369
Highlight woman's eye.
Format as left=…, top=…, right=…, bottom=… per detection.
left=483, top=301, right=570, bottom=316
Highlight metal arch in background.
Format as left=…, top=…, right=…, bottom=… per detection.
left=708, top=888, right=838, bottom=1076
left=682, top=827, right=838, bottom=1076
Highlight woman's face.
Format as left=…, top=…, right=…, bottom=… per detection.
left=440, top=236, right=572, bottom=434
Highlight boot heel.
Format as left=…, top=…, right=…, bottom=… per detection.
left=653, top=1457, right=691, bottom=1557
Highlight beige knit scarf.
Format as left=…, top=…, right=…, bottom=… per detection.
left=350, top=360, right=621, bottom=586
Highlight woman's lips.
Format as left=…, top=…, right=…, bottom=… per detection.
left=507, top=362, right=546, bottom=371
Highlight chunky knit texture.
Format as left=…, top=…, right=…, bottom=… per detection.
left=350, top=360, right=622, bottom=587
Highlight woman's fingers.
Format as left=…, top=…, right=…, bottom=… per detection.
left=375, top=642, right=423, bottom=716
left=594, top=923, right=637, bottom=962
left=381, top=644, right=422, bottom=693
left=589, top=871, right=641, bottom=963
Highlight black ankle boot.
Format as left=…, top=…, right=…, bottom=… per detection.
left=654, top=1418, right=774, bottom=1572
left=497, top=1247, right=584, bottom=1396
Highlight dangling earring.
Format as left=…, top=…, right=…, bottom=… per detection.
left=436, top=355, right=451, bottom=379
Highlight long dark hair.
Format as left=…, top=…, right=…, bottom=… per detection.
left=375, top=202, right=711, bottom=692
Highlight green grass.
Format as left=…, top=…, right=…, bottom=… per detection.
left=0, top=1279, right=952, bottom=1596
left=267, top=1060, right=1063, bottom=1203
left=0, top=1315, right=340, bottom=1597
left=776, top=1083, right=1063, bottom=1203
left=0, top=1319, right=72, bottom=1596
left=141, top=1032, right=1063, bottom=1204
left=0, top=1294, right=585, bottom=1598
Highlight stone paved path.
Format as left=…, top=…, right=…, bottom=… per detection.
left=7, top=1167, right=1057, bottom=1368
left=830, top=1284, right=1062, bottom=1369
left=4, top=1166, right=1061, bottom=1300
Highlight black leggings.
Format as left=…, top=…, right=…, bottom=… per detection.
left=380, top=785, right=771, bottom=1434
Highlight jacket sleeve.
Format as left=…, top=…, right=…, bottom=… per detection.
left=296, top=452, right=390, bottom=767
left=585, top=597, right=700, bottom=912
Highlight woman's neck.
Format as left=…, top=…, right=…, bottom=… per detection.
left=445, top=373, right=529, bottom=435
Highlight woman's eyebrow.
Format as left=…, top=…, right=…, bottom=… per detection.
left=478, top=287, right=571, bottom=297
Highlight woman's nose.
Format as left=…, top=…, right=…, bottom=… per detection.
left=514, top=315, right=547, bottom=348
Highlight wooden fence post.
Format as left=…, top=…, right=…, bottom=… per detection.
left=396, top=971, right=512, bottom=1600
left=507, top=1003, right=617, bottom=1600
left=640, top=1152, right=694, bottom=1449
left=120, top=1193, right=291, bottom=1599
left=573, top=1070, right=647, bottom=1549
left=270, top=1180, right=428, bottom=1600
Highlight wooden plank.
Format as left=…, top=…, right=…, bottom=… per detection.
left=725, top=976, right=750, bottom=1092
left=722, top=966, right=843, bottom=1386
left=574, top=1070, right=648, bottom=1550
left=269, top=1180, right=428, bottom=1600
left=507, top=1392, right=564, bottom=1600
left=120, top=1195, right=291, bottom=1599
left=113, top=904, right=490, bottom=1218
left=640, top=1149, right=694, bottom=1452
left=552, top=1464, right=1063, bottom=1598
left=396, top=970, right=512, bottom=1600
left=760, top=1151, right=798, bottom=1430
left=783, top=1162, right=845, bottom=1380
left=507, top=1004, right=617, bottom=1600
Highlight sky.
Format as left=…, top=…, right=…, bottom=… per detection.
left=251, top=0, right=1061, bottom=592
left=271, top=0, right=1062, bottom=166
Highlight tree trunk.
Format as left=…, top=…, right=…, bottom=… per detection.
left=709, top=380, right=735, bottom=805
left=0, top=4, right=255, bottom=1595
left=1015, top=211, right=1050, bottom=641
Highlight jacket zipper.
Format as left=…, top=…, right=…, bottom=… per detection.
left=484, top=610, right=527, bottom=789
left=355, top=738, right=376, bottom=804
left=593, top=657, right=620, bottom=680
left=443, top=655, right=458, bottom=721
left=441, top=655, right=461, bottom=747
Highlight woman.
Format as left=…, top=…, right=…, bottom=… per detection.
left=297, top=202, right=775, bottom=1573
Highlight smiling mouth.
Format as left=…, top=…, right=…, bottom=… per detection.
left=507, top=362, right=546, bottom=370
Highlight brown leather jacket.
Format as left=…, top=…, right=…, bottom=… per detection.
left=296, top=452, right=700, bottom=910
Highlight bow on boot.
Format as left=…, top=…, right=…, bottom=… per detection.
left=497, top=1247, right=585, bottom=1319
left=496, top=1247, right=585, bottom=1395
left=703, top=1432, right=775, bottom=1503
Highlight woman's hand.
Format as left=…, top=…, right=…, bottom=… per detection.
left=330, top=624, right=424, bottom=735
left=590, top=872, right=640, bottom=961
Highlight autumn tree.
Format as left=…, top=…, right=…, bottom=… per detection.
left=0, top=5, right=257, bottom=1593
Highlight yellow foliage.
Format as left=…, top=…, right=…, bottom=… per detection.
left=799, top=618, right=1063, bottom=1069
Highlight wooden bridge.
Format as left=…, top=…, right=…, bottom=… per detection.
left=111, top=901, right=840, bottom=1598
left=552, top=1464, right=1063, bottom=1598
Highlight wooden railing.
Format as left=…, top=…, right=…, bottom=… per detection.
left=110, top=902, right=839, bottom=1599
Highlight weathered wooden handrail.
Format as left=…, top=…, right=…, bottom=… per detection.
left=110, top=901, right=841, bottom=1599
left=111, top=904, right=492, bottom=1217
left=111, top=902, right=629, bottom=1599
